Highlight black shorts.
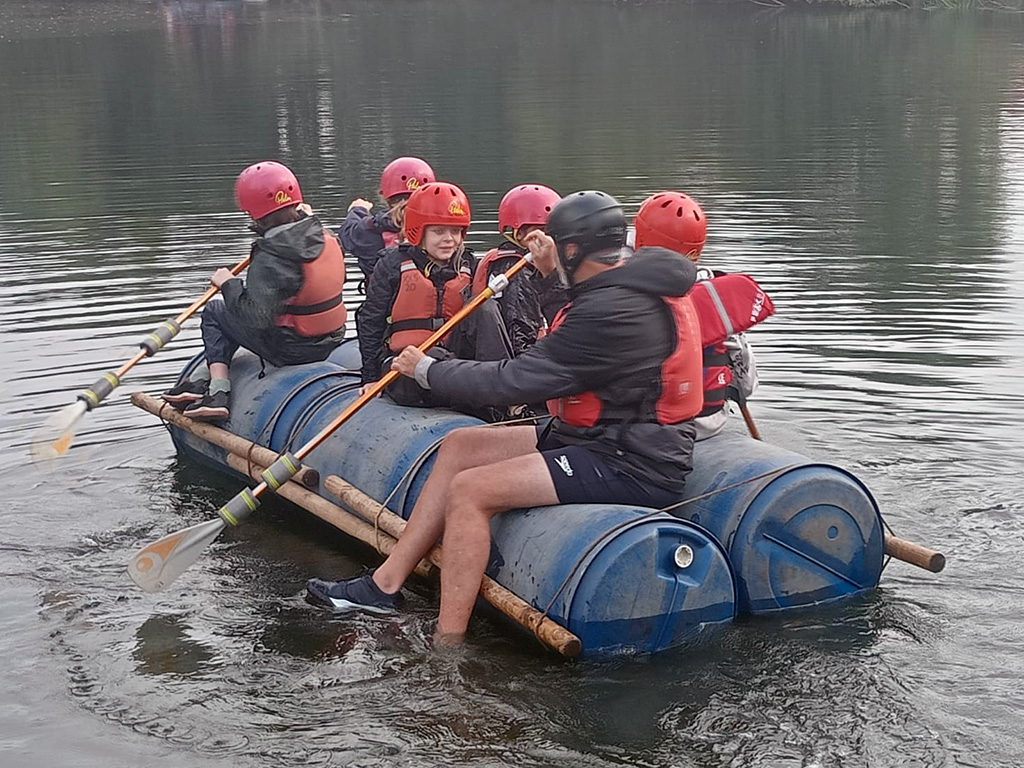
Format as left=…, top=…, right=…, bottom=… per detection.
left=535, top=420, right=681, bottom=508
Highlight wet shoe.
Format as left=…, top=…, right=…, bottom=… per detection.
left=183, top=390, right=230, bottom=422
left=161, top=378, right=208, bottom=408
left=306, top=573, right=404, bottom=615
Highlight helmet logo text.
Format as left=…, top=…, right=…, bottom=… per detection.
left=406, top=178, right=421, bottom=191
left=448, top=200, right=466, bottom=216
left=274, top=190, right=292, bottom=205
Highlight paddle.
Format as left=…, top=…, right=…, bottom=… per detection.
left=128, top=253, right=535, bottom=592
left=30, top=255, right=252, bottom=463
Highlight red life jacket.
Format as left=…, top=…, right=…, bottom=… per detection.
left=275, top=231, right=348, bottom=337
left=687, top=273, right=775, bottom=416
left=382, top=230, right=399, bottom=249
left=546, top=295, right=704, bottom=427
left=471, top=246, right=519, bottom=296
left=386, top=258, right=472, bottom=350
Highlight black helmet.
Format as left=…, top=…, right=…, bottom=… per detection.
left=545, top=190, right=627, bottom=275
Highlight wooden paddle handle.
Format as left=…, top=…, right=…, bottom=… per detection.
left=884, top=534, right=945, bottom=573
left=739, top=404, right=762, bottom=441
left=176, top=255, right=252, bottom=325
left=324, top=474, right=582, bottom=658
left=225, top=453, right=433, bottom=579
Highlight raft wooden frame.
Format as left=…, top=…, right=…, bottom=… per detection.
left=132, top=390, right=582, bottom=657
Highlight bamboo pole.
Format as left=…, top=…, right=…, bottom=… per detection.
left=131, top=391, right=320, bottom=489
left=225, top=453, right=433, bottom=579
left=324, top=474, right=582, bottom=658
left=884, top=534, right=945, bottom=573
left=738, top=403, right=762, bottom=441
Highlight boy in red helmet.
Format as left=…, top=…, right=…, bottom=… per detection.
left=161, top=161, right=347, bottom=422
left=472, top=184, right=569, bottom=357
left=634, top=191, right=761, bottom=440
left=339, top=156, right=435, bottom=287
left=356, top=181, right=512, bottom=413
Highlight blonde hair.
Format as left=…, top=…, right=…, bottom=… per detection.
left=389, top=197, right=408, bottom=239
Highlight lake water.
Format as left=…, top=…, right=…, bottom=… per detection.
left=2, top=2, right=1023, bottom=766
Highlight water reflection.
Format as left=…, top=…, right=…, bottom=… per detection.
left=134, top=614, right=215, bottom=676
left=1, top=1, right=1024, bottom=767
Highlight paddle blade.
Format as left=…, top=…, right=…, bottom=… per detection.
left=30, top=401, right=88, bottom=464
left=128, top=518, right=226, bottom=593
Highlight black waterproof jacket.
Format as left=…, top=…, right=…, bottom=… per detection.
left=427, top=247, right=700, bottom=491
left=481, top=243, right=570, bottom=356
left=338, top=205, right=400, bottom=281
left=358, top=243, right=477, bottom=383
left=220, top=215, right=345, bottom=365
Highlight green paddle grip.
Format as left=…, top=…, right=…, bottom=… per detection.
left=76, top=372, right=121, bottom=411
left=260, top=452, right=300, bottom=491
left=139, top=318, right=182, bottom=357
left=218, top=488, right=259, bottom=526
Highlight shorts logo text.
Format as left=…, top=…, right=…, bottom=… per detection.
left=555, top=455, right=574, bottom=477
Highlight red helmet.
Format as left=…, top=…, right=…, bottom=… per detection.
left=403, top=182, right=471, bottom=246
left=634, top=191, right=707, bottom=259
left=498, top=184, right=561, bottom=233
left=235, top=161, right=303, bottom=220
left=379, top=156, right=436, bottom=199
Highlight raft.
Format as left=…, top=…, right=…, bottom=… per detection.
left=160, top=340, right=884, bottom=657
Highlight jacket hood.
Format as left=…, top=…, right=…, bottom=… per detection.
left=259, top=214, right=325, bottom=262
left=578, top=246, right=697, bottom=298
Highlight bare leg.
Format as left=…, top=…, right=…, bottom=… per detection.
left=371, top=424, right=540, bottom=593
left=209, top=362, right=229, bottom=380
left=435, top=451, right=558, bottom=642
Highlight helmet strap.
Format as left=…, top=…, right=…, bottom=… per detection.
left=557, top=241, right=585, bottom=283
left=502, top=230, right=531, bottom=251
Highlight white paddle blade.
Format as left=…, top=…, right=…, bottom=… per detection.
left=128, top=518, right=226, bottom=593
left=30, top=401, right=88, bottom=464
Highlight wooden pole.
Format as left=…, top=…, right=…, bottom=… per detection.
left=323, top=474, right=582, bottom=658
left=739, top=403, right=762, bottom=441
left=884, top=534, right=945, bottom=573
left=225, top=453, right=434, bottom=579
left=131, top=391, right=320, bottom=490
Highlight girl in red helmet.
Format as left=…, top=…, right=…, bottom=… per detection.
left=472, top=184, right=569, bottom=357
left=338, top=156, right=435, bottom=288
left=356, top=181, right=513, bottom=413
left=161, top=161, right=347, bottom=422
left=634, top=191, right=763, bottom=441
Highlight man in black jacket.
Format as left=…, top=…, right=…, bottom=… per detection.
left=306, top=191, right=701, bottom=645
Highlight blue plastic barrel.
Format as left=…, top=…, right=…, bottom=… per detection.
left=677, top=432, right=884, bottom=614
left=490, top=505, right=736, bottom=655
left=166, top=342, right=884, bottom=652
left=167, top=347, right=737, bottom=656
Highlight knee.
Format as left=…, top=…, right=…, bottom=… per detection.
left=201, top=298, right=227, bottom=325
left=437, top=426, right=485, bottom=460
left=446, top=469, right=496, bottom=519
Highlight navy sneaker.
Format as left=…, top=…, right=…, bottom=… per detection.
left=183, top=390, right=230, bottom=422
left=306, top=573, right=404, bottom=615
left=161, top=378, right=208, bottom=408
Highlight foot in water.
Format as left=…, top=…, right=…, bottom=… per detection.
left=306, top=572, right=404, bottom=615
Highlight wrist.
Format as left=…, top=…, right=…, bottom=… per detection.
left=414, top=355, right=435, bottom=389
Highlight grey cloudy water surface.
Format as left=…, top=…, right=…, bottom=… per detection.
left=1, top=1, right=1023, bottom=766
